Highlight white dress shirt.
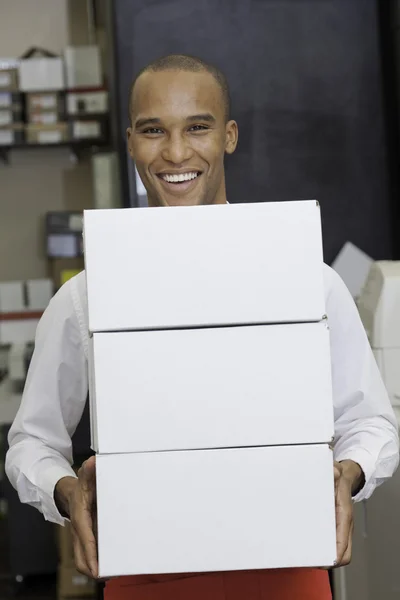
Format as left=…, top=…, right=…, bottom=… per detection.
left=5, top=265, right=399, bottom=525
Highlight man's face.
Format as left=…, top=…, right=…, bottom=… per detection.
left=127, top=70, right=238, bottom=207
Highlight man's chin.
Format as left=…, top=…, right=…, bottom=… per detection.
left=150, top=194, right=205, bottom=208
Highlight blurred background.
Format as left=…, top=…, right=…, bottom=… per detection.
left=0, top=1, right=400, bottom=599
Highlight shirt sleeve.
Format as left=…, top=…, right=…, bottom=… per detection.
left=5, top=277, right=88, bottom=525
left=325, top=266, right=399, bottom=501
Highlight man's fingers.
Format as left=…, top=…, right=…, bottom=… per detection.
left=336, top=496, right=353, bottom=564
left=72, top=528, right=93, bottom=578
left=78, top=456, right=96, bottom=491
left=72, top=508, right=98, bottom=578
left=336, top=505, right=353, bottom=565
left=340, top=520, right=354, bottom=567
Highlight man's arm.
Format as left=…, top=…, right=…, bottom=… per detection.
left=325, top=265, right=399, bottom=500
left=5, top=275, right=88, bottom=525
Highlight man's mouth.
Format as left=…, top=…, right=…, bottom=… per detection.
left=156, top=171, right=202, bottom=193
left=158, top=171, right=201, bottom=183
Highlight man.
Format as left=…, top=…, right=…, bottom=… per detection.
left=6, top=54, right=399, bottom=600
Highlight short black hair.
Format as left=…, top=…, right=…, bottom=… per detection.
left=129, top=54, right=231, bottom=122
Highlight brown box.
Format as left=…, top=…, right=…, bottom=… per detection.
left=57, top=522, right=75, bottom=567
left=26, top=91, right=62, bottom=113
left=29, top=111, right=59, bottom=125
left=26, top=122, right=68, bottom=144
left=70, top=119, right=105, bottom=140
left=58, top=565, right=95, bottom=599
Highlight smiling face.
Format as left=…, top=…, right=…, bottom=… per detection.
left=127, top=69, right=238, bottom=207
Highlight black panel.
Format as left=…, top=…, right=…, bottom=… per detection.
left=113, top=0, right=393, bottom=264
left=1, top=425, right=58, bottom=577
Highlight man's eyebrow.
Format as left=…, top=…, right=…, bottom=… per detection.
left=186, top=114, right=216, bottom=123
left=135, top=117, right=161, bottom=129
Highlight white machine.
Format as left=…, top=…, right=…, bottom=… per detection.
left=357, top=261, right=400, bottom=412
left=334, top=260, right=400, bottom=600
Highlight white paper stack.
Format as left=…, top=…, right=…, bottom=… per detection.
left=83, top=201, right=336, bottom=578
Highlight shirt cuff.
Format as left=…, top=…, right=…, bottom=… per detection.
left=333, top=446, right=376, bottom=502
left=38, top=464, right=78, bottom=525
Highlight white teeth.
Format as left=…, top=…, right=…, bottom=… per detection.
left=162, top=172, right=199, bottom=183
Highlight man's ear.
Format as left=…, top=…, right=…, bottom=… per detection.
left=225, top=120, right=238, bottom=155
left=126, top=127, right=134, bottom=159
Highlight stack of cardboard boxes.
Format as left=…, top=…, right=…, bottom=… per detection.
left=64, top=46, right=108, bottom=142
left=84, top=201, right=337, bottom=578
left=0, top=60, right=23, bottom=145
left=57, top=522, right=95, bottom=600
left=19, top=56, right=68, bottom=144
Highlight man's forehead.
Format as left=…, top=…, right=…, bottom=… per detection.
left=132, top=69, right=224, bottom=118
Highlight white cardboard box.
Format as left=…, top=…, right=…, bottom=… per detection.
left=96, top=444, right=336, bottom=577
left=64, top=46, right=102, bottom=88
left=19, top=58, right=64, bottom=91
left=26, top=279, right=53, bottom=310
left=84, top=201, right=325, bottom=332
left=67, top=90, right=108, bottom=115
left=89, top=321, right=334, bottom=453
left=0, top=282, right=24, bottom=313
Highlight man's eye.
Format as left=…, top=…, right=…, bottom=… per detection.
left=188, top=125, right=209, bottom=132
left=143, top=128, right=163, bottom=134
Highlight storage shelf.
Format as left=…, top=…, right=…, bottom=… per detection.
left=0, top=138, right=110, bottom=163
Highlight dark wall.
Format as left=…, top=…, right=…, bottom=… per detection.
left=113, top=0, right=393, bottom=264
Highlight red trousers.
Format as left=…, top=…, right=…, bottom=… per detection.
left=105, top=569, right=331, bottom=600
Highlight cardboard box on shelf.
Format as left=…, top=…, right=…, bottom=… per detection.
left=70, top=119, right=104, bottom=140
left=19, top=57, right=64, bottom=91
left=96, top=444, right=336, bottom=578
left=0, top=282, right=24, bottom=313
left=26, top=123, right=68, bottom=144
left=0, top=59, right=19, bottom=91
left=0, top=123, right=24, bottom=145
left=26, top=91, right=62, bottom=113
left=0, top=109, right=22, bottom=126
left=58, top=565, right=95, bottom=598
left=29, top=111, right=59, bottom=125
left=0, top=69, right=18, bottom=91
left=0, top=92, right=21, bottom=109
left=66, top=90, right=108, bottom=115
left=26, top=279, right=53, bottom=310
left=89, top=321, right=333, bottom=454
left=84, top=201, right=325, bottom=332
left=64, top=46, right=102, bottom=89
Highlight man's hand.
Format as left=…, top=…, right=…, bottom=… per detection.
left=334, top=459, right=364, bottom=567
left=55, top=456, right=98, bottom=578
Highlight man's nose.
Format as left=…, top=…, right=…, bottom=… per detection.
left=161, top=132, right=193, bottom=164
